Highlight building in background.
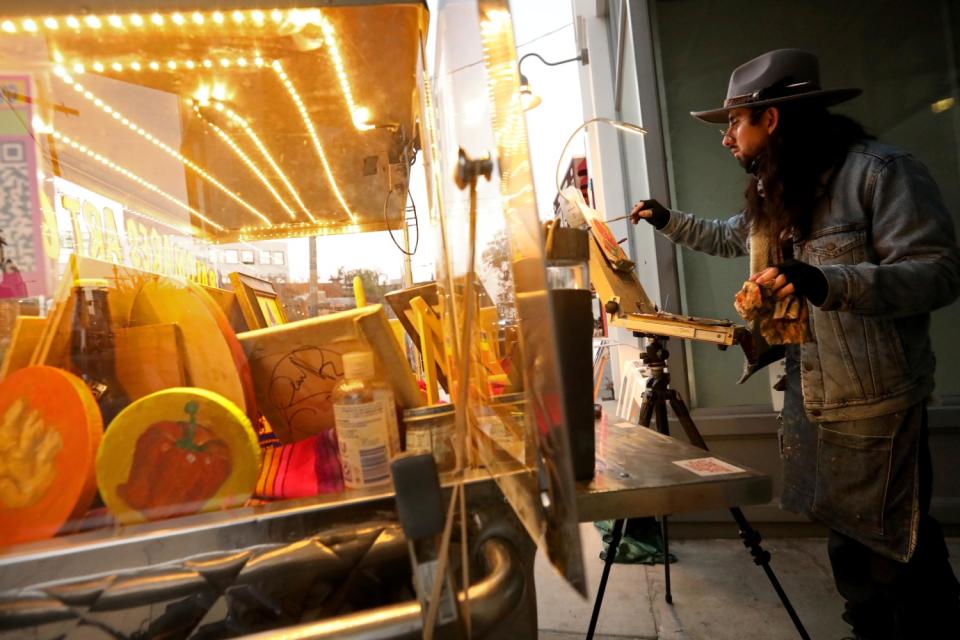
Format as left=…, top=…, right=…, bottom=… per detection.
left=209, top=241, right=289, bottom=286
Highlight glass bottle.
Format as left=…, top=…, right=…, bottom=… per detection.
left=69, top=279, right=129, bottom=427
left=332, top=351, right=399, bottom=489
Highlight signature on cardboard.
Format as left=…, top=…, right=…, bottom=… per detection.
left=268, top=346, right=343, bottom=440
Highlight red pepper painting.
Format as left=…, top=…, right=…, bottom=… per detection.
left=117, top=400, right=232, bottom=519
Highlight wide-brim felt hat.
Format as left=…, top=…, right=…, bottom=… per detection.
left=691, top=48, right=861, bottom=124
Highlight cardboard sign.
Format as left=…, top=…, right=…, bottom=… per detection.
left=0, top=75, right=50, bottom=298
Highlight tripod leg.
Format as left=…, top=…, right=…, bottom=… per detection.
left=652, top=394, right=673, bottom=604
left=666, top=391, right=709, bottom=450
left=731, top=508, right=810, bottom=640
left=666, top=393, right=810, bottom=640
left=660, top=515, right=673, bottom=604
left=638, top=389, right=654, bottom=428
left=587, top=518, right=624, bottom=640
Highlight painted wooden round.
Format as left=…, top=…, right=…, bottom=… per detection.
left=97, top=387, right=261, bottom=524
left=0, top=366, right=103, bottom=547
left=127, top=277, right=257, bottom=422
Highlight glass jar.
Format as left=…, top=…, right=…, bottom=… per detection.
left=402, top=404, right=457, bottom=473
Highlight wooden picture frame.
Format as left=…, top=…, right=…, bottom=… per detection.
left=229, top=272, right=288, bottom=330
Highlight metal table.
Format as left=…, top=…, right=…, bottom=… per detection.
left=574, top=413, right=805, bottom=640
left=577, top=413, right=772, bottom=521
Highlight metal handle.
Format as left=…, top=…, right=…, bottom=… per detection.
left=238, top=537, right=523, bottom=640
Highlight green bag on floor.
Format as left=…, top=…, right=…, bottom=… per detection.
left=595, top=517, right=678, bottom=565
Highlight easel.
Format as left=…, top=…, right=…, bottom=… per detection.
left=582, top=224, right=810, bottom=639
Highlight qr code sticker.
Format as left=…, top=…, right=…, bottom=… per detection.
left=0, top=140, right=36, bottom=273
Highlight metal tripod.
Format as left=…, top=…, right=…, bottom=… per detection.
left=586, top=335, right=810, bottom=640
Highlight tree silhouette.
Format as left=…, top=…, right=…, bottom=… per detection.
left=330, top=266, right=388, bottom=303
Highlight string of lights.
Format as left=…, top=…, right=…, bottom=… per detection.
left=193, top=103, right=299, bottom=222
left=208, top=100, right=316, bottom=223
left=0, top=86, right=202, bottom=239
left=48, top=128, right=225, bottom=232
left=8, top=8, right=373, bottom=234
left=271, top=59, right=358, bottom=223
left=52, top=66, right=274, bottom=226
left=1, top=10, right=295, bottom=34
left=317, top=15, right=373, bottom=131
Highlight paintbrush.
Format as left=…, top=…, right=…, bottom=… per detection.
left=602, top=214, right=631, bottom=223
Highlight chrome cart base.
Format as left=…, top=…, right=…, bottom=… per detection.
left=0, top=479, right=537, bottom=640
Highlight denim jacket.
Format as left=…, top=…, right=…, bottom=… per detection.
left=657, top=141, right=960, bottom=560
left=659, top=141, right=960, bottom=422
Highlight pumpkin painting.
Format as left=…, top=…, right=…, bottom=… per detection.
left=97, top=388, right=260, bottom=525
left=117, top=401, right=233, bottom=520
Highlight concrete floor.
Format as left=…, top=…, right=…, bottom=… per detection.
left=534, top=523, right=960, bottom=640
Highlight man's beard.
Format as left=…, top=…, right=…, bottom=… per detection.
left=739, top=151, right=765, bottom=174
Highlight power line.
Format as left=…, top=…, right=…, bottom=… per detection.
left=445, top=22, right=574, bottom=77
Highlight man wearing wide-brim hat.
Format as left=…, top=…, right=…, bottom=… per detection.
left=632, top=48, right=960, bottom=638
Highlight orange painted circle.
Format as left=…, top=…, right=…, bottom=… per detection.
left=97, top=387, right=261, bottom=525
left=0, top=366, right=102, bottom=548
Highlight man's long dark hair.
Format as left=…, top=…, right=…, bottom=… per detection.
left=744, top=103, right=872, bottom=241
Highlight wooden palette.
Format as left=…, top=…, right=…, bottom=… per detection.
left=0, top=366, right=103, bottom=548
left=97, top=387, right=261, bottom=524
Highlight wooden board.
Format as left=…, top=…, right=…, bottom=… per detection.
left=0, top=366, right=102, bottom=547
left=238, top=304, right=424, bottom=443
left=587, top=216, right=635, bottom=272
left=115, top=323, right=187, bottom=401
left=30, top=254, right=79, bottom=368
left=96, top=387, right=260, bottom=524
left=202, top=284, right=249, bottom=334
left=0, top=316, right=46, bottom=380
left=384, top=282, right=450, bottom=390
left=588, top=233, right=655, bottom=317
left=31, top=259, right=255, bottom=423
left=128, top=276, right=257, bottom=423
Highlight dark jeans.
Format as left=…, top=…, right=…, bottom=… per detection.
left=828, top=408, right=960, bottom=639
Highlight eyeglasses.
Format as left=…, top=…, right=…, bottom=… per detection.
left=719, top=118, right=743, bottom=138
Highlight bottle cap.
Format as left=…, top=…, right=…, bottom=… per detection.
left=342, top=351, right=376, bottom=380
left=74, top=278, right=110, bottom=290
